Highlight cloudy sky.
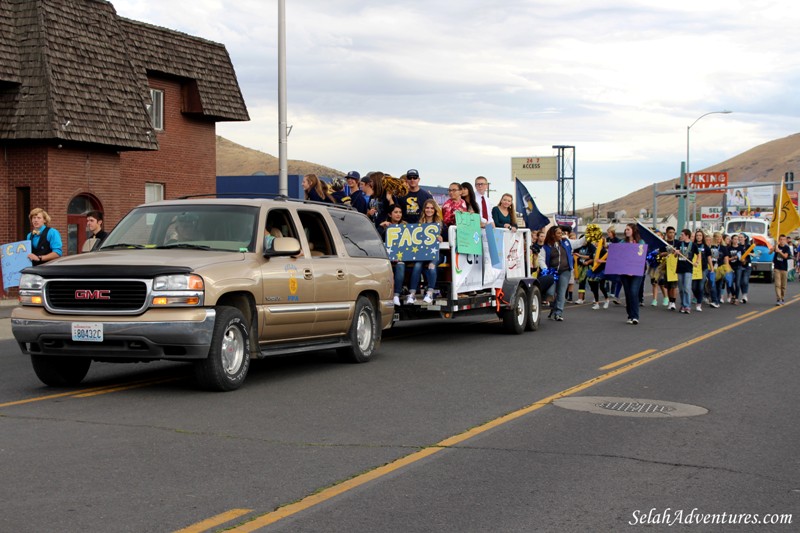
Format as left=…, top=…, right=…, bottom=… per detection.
left=112, top=0, right=800, bottom=213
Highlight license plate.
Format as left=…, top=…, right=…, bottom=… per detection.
left=71, top=322, right=104, bottom=342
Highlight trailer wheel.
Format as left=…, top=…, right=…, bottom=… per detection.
left=525, top=285, right=541, bottom=331
left=503, top=286, right=528, bottom=334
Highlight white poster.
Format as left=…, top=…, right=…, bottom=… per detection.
left=482, top=230, right=504, bottom=289
left=452, top=252, right=484, bottom=294
left=504, top=231, right=526, bottom=280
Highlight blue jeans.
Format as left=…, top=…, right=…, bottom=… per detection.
left=393, top=261, right=437, bottom=295
left=677, top=271, right=693, bottom=309
left=739, top=265, right=751, bottom=296
left=552, top=269, right=571, bottom=317
left=731, top=267, right=743, bottom=299
left=706, top=270, right=719, bottom=304
left=620, top=275, right=643, bottom=320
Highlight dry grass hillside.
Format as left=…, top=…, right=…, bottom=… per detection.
left=586, top=132, right=800, bottom=219
left=216, top=136, right=345, bottom=179
left=216, top=133, right=800, bottom=217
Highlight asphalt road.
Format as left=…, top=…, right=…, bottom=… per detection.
left=0, top=281, right=798, bottom=532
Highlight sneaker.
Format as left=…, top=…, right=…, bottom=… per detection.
left=662, top=296, right=669, bottom=306
left=405, top=294, right=416, bottom=305
left=555, top=315, right=564, bottom=321
left=720, top=295, right=725, bottom=304
left=651, top=299, right=658, bottom=307
left=575, top=298, right=584, bottom=304
left=731, top=299, right=738, bottom=305
left=710, top=302, right=719, bottom=308
left=776, top=300, right=782, bottom=306
left=668, top=302, right=676, bottom=311
left=781, top=299, right=785, bottom=305
left=393, top=295, right=401, bottom=306
left=696, top=304, right=702, bottom=312
left=603, top=300, right=610, bottom=309
left=626, top=318, right=633, bottom=324
left=613, top=298, right=621, bottom=305
left=423, top=293, right=433, bottom=304
left=632, top=318, right=639, bottom=325
left=742, top=295, right=748, bottom=303
left=592, top=302, right=600, bottom=310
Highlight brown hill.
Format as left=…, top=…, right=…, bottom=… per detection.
left=215, top=136, right=345, bottom=179
left=585, top=132, right=800, bottom=219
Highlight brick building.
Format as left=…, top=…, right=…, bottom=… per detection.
left=0, top=0, right=249, bottom=271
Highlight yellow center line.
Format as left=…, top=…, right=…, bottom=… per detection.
left=736, top=311, right=759, bottom=319
left=74, top=377, right=183, bottom=397
left=0, top=376, right=185, bottom=408
left=173, top=508, right=253, bottom=533
left=222, top=300, right=790, bottom=532
left=599, top=349, right=657, bottom=370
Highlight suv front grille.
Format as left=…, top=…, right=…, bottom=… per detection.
left=46, top=281, right=148, bottom=312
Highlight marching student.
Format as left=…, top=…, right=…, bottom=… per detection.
left=773, top=234, right=791, bottom=305
left=675, top=229, right=699, bottom=314
left=538, top=225, right=586, bottom=322
left=620, top=223, right=645, bottom=324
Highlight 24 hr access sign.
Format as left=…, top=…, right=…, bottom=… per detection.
left=687, top=172, right=728, bottom=192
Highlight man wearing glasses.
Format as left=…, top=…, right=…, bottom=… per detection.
left=474, top=175, right=491, bottom=225
left=399, top=168, right=433, bottom=223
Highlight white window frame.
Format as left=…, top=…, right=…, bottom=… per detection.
left=145, top=182, right=164, bottom=204
left=147, top=88, right=164, bottom=131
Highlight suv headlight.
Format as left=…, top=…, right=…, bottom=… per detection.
left=19, top=274, right=45, bottom=290
left=151, top=274, right=204, bottom=307
left=18, top=274, right=44, bottom=306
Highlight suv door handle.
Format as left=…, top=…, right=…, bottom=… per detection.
left=303, top=269, right=313, bottom=280
left=337, top=269, right=345, bottom=280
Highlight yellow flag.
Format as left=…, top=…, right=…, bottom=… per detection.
left=770, top=181, right=800, bottom=241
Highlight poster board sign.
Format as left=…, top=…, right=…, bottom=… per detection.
left=384, top=223, right=440, bottom=262
left=504, top=230, right=526, bottom=280
left=482, top=229, right=504, bottom=288
left=455, top=211, right=482, bottom=255
left=453, top=250, right=484, bottom=294
left=2, top=240, right=32, bottom=289
left=604, top=243, right=648, bottom=276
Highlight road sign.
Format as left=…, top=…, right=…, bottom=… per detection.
left=687, top=172, right=728, bottom=192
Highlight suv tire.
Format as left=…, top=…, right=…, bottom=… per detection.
left=194, top=306, right=250, bottom=391
left=338, top=296, right=379, bottom=363
left=30, top=355, right=91, bottom=387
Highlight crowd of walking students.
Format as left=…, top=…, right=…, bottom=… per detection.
left=530, top=222, right=798, bottom=325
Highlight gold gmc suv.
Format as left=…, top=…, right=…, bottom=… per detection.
left=12, top=198, right=394, bottom=391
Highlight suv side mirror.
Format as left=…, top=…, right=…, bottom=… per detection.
left=264, top=236, right=302, bottom=257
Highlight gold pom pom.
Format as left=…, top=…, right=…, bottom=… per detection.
left=585, top=224, right=603, bottom=244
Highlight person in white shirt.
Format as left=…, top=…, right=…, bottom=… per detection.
left=474, top=175, right=491, bottom=226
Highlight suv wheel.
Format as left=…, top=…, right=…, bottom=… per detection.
left=338, top=296, right=379, bottom=363
left=30, top=355, right=91, bottom=387
left=194, top=306, right=250, bottom=391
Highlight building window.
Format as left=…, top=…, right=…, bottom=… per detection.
left=147, top=88, right=164, bottom=131
left=145, top=183, right=164, bottom=203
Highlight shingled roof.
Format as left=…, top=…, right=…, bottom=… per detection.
left=0, top=0, right=248, bottom=151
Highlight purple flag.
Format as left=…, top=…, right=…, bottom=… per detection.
left=605, top=242, right=648, bottom=276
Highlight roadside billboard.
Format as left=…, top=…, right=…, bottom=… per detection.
left=687, top=172, right=728, bottom=192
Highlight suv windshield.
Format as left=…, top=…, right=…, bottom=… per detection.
left=100, top=204, right=260, bottom=252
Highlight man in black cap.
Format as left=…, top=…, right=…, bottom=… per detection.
left=345, top=170, right=368, bottom=213
left=399, top=168, right=433, bottom=224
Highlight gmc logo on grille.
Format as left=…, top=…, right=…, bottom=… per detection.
left=75, top=289, right=111, bottom=300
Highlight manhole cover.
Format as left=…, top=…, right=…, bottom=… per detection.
left=553, top=396, right=707, bottom=418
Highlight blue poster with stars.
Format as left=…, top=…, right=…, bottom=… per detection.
left=384, top=223, right=440, bottom=262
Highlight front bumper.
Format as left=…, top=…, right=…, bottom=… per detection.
left=11, top=307, right=216, bottom=360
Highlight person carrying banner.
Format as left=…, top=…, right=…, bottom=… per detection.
left=26, top=208, right=63, bottom=265
left=773, top=234, right=791, bottom=305
left=619, top=223, right=645, bottom=324
left=675, top=229, right=699, bottom=313
left=538, top=225, right=586, bottom=321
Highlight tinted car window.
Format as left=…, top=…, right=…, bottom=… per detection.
left=329, top=210, right=389, bottom=259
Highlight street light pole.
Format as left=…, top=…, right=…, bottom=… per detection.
left=278, top=0, right=288, bottom=196
left=683, top=110, right=732, bottom=229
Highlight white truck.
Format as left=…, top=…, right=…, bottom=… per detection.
left=723, top=216, right=774, bottom=281
left=393, top=225, right=544, bottom=334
